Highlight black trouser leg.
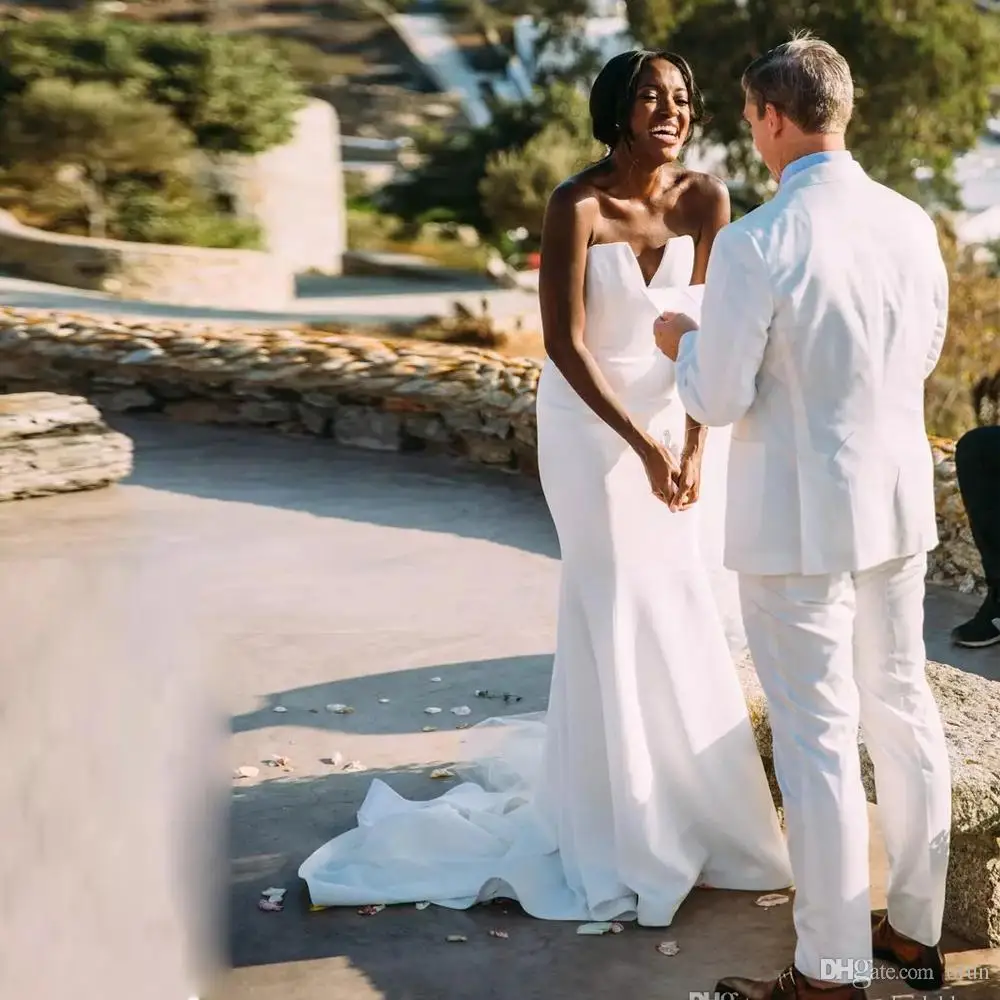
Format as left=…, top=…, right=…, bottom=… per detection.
left=955, top=426, right=1000, bottom=589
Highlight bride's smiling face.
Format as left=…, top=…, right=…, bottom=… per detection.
left=626, top=59, right=692, bottom=163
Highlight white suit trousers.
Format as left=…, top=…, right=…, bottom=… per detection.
left=739, top=553, right=951, bottom=983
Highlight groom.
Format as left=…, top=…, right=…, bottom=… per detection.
left=656, top=35, right=952, bottom=1000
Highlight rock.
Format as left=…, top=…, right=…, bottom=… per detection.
left=298, top=403, right=330, bottom=436
left=480, top=415, right=512, bottom=438
left=333, top=406, right=401, bottom=451
left=442, top=409, right=484, bottom=434
left=463, top=434, right=514, bottom=467
left=238, top=400, right=295, bottom=425
left=738, top=654, right=1000, bottom=946
left=402, top=413, right=451, bottom=446
left=164, top=400, right=241, bottom=424
left=98, top=388, right=157, bottom=413
left=0, top=392, right=132, bottom=501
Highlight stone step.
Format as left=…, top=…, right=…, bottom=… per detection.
left=0, top=392, right=132, bottom=501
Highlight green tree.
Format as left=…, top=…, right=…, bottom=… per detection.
left=264, top=36, right=338, bottom=88
left=384, top=81, right=597, bottom=234
left=2, top=78, right=195, bottom=238
left=624, top=0, right=696, bottom=42
left=0, top=15, right=306, bottom=155
left=634, top=0, right=1000, bottom=206
left=480, top=122, right=596, bottom=240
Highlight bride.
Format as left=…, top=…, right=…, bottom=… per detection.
left=299, top=50, right=792, bottom=925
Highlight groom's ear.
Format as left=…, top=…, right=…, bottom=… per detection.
left=763, top=102, right=785, bottom=135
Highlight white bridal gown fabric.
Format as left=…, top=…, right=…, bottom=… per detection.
left=299, top=237, right=792, bottom=924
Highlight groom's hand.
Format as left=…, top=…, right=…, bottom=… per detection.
left=654, top=312, right=698, bottom=361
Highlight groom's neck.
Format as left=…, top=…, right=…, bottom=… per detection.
left=775, top=133, right=848, bottom=177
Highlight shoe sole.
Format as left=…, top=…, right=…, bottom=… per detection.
left=953, top=634, right=1000, bottom=648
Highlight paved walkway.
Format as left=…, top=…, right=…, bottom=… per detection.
left=0, top=419, right=997, bottom=1000
left=0, top=272, right=542, bottom=331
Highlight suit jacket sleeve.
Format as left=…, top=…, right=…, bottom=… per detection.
left=675, top=225, right=773, bottom=426
left=925, top=244, right=949, bottom=379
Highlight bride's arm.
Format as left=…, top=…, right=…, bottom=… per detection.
left=690, top=176, right=732, bottom=285
left=538, top=183, right=659, bottom=460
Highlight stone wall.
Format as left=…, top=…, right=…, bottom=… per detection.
left=0, top=310, right=984, bottom=594
left=0, top=213, right=292, bottom=310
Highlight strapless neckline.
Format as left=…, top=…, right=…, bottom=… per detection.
left=588, top=238, right=691, bottom=292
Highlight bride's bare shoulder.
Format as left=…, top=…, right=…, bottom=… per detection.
left=674, top=170, right=730, bottom=222
left=547, top=161, right=614, bottom=219
left=668, top=170, right=730, bottom=238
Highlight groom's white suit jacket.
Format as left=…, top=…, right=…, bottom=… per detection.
left=675, top=154, right=948, bottom=577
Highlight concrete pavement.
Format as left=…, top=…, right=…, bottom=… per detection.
left=0, top=271, right=542, bottom=331
left=0, top=418, right=997, bottom=1000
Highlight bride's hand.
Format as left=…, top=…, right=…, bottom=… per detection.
left=636, top=438, right=681, bottom=505
left=670, top=450, right=702, bottom=511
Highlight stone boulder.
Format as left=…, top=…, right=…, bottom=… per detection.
left=737, top=655, right=1000, bottom=946
left=0, top=392, right=132, bottom=501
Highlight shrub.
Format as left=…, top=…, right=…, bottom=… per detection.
left=479, top=122, right=596, bottom=242
left=1, top=78, right=195, bottom=239
left=109, top=179, right=264, bottom=249
left=383, top=81, right=597, bottom=237
left=926, top=221, right=1000, bottom=437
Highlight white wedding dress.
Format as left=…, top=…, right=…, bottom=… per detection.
left=299, top=237, right=792, bottom=924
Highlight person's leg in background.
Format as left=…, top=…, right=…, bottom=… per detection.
left=952, top=426, right=1000, bottom=648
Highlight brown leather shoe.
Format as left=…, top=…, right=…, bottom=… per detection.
left=716, top=965, right=867, bottom=999
left=871, top=911, right=944, bottom=989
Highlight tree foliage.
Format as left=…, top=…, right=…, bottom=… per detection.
left=632, top=0, right=1000, bottom=206
left=0, top=14, right=302, bottom=249
left=2, top=78, right=195, bottom=239
left=480, top=122, right=595, bottom=239
left=624, top=0, right=696, bottom=42
left=384, top=82, right=599, bottom=235
left=0, top=15, right=306, bottom=154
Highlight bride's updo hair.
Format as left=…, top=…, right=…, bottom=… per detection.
left=589, top=49, right=704, bottom=150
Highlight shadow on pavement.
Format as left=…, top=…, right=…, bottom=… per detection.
left=119, top=418, right=998, bottom=681
left=118, top=416, right=559, bottom=559
left=230, top=654, right=552, bottom=737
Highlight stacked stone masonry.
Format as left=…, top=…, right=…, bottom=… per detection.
left=0, top=391, right=132, bottom=501
left=0, top=308, right=983, bottom=595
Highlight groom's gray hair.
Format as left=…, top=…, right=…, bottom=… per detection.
left=742, top=31, right=854, bottom=134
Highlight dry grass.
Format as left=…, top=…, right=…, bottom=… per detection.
left=306, top=308, right=537, bottom=354
left=926, top=224, right=1000, bottom=438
